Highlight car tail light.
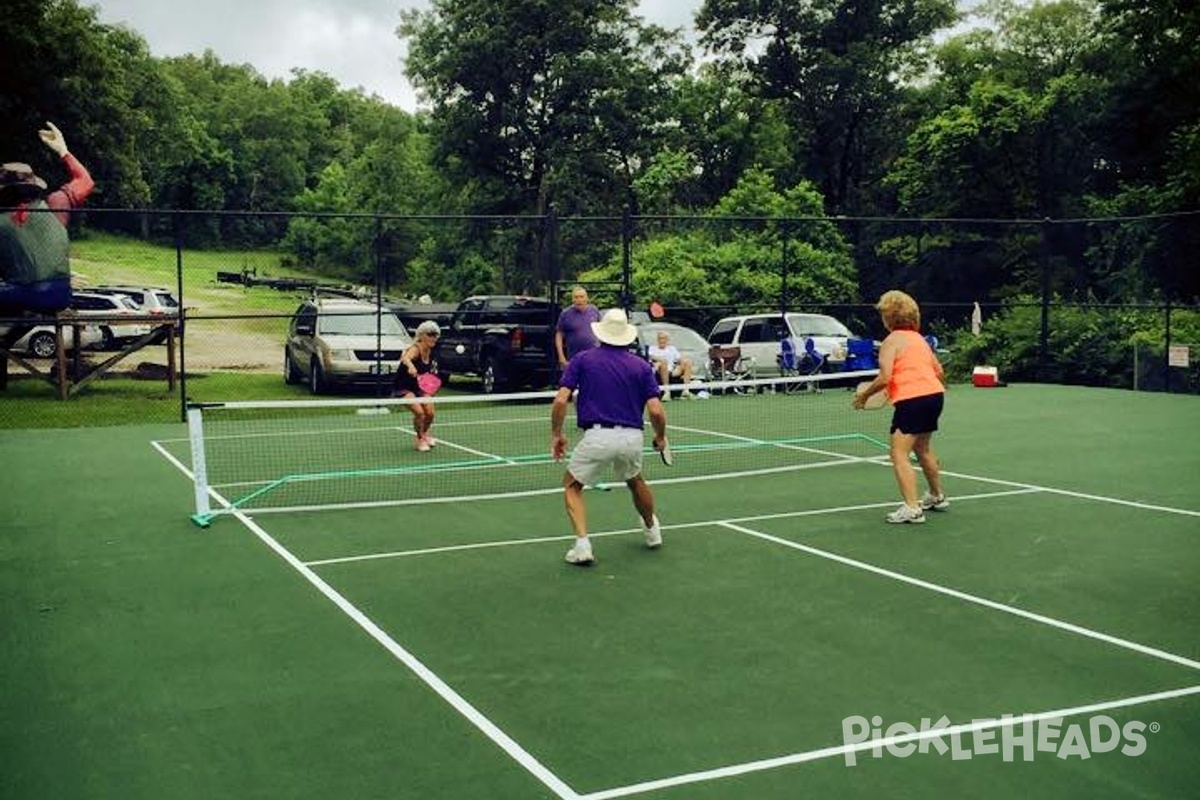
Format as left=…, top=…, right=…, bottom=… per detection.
left=510, top=327, right=524, bottom=349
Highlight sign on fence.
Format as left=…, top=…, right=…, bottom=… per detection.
left=1168, top=345, right=1190, bottom=368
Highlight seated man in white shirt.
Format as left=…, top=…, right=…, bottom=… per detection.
left=646, top=330, right=694, bottom=399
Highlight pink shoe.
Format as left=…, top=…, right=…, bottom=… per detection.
left=416, top=438, right=431, bottom=452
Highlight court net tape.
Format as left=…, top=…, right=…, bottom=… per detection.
left=183, top=371, right=884, bottom=526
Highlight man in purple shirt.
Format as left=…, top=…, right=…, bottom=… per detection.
left=554, top=285, right=600, bottom=368
left=551, top=308, right=668, bottom=565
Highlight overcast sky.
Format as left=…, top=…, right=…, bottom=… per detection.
left=89, top=0, right=703, bottom=112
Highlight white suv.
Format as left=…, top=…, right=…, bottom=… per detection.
left=88, top=286, right=180, bottom=321
left=707, top=312, right=854, bottom=376
left=284, top=297, right=414, bottom=394
left=69, top=291, right=154, bottom=348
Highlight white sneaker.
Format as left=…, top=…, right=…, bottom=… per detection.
left=681, top=389, right=693, bottom=399
left=919, top=492, right=949, bottom=511
left=565, top=542, right=595, bottom=565
left=885, top=504, right=926, bottom=524
left=643, top=515, right=662, bottom=548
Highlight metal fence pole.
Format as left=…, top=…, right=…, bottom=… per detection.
left=780, top=222, right=791, bottom=314
left=621, top=204, right=633, bottom=311
left=1165, top=299, right=1173, bottom=393
left=1039, top=217, right=1051, bottom=380
left=175, top=210, right=187, bottom=422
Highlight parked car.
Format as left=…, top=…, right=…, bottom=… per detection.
left=284, top=296, right=414, bottom=394
left=89, top=285, right=180, bottom=318
left=707, top=312, right=855, bottom=376
left=69, top=291, right=154, bottom=348
left=436, top=295, right=559, bottom=393
left=634, top=321, right=712, bottom=381
left=2, top=321, right=102, bottom=358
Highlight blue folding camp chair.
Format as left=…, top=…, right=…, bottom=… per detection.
left=800, top=337, right=827, bottom=374
left=843, top=338, right=879, bottom=372
left=778, top=336, right=799, bottom=376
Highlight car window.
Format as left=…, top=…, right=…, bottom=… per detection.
left=455, top=299, right=485, bottom=327
left=320, top=308, right=408, bottom=337
left=100, top=288, right=143, bottom=303
left=640, top=326, right=707, bottom=351
left=668, top=328, right=709, bottom=350
left=154, top=292, right=179, bottom=309
left=789, top=314, right=852, bottom=337
left=482, top=298, right=552, bottom=325
left=708, top=320, right=738, bottom=345
left=739, top=318, right=778, bottom=344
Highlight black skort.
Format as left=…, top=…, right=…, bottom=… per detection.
left=891, top=392, right=944, bottom=435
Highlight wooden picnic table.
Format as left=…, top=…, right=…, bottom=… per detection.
left=0, top=312, right=178, bottom=399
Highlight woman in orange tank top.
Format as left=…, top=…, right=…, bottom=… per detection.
left=853, top=290, right=948, bottom=524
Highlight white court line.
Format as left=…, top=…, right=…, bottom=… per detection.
left=423, top=434, right=518, bottom=462
left=303, top=488, right=1041, bottom=566
left=668, top=423, right=867, bottom=464
left=579, top=684, right=1200, bottom=800
left=720, top=519, right=1200, bottom=672
left=236, top=511, right=579, bottom=799
left=154, top=440, right=580, bottom=800
left=938, top=468, right=1200, bottom=517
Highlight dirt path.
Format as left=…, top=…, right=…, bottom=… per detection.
left=179, top=328, right=280, bottom=373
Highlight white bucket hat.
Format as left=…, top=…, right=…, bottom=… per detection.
left=591, top=308, right=638, bottom=347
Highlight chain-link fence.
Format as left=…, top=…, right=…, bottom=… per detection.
left=2, top=208, right=1197, bottom=426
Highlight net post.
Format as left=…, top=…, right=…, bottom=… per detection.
left=187, top=404, right=214, bottom=527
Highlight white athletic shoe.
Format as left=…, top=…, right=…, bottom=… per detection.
left=565, top=542, right=595, bottom=566
left=643, top=515, right=662, bottom=549
left=885, top=504, right=926, bottom=524
left=919, top=492, right=949, bottom=511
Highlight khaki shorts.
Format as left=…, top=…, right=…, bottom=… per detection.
left=567, top=426, right=645, bottom=486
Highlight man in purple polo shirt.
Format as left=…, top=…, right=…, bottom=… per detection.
left=551, top=308, right=668, bottom=566
left=554, top=285, right=601, bottom=368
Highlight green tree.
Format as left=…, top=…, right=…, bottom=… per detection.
left=582, top=167, right=856, bottom=309
left=644, top=63, right=796, bottom=212
left=399, top=0, right=689, bottom=287
left=697, top=0, right=958, bottom=214
left=878, top=0, right=1114, bottom=302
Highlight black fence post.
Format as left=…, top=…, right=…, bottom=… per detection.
left=780, top=221, right=791, bottom=314
left=1039, top=217, right=1052, bottom=381
left=373, top=215, right=387, bottom=399
left=1165, top=299, right=1173, bottom=394
left=621, top=204, right=634, bottom=311
left=542, top=203, right=561, bottom=294
left=175, top=210, right=187, bottom=422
